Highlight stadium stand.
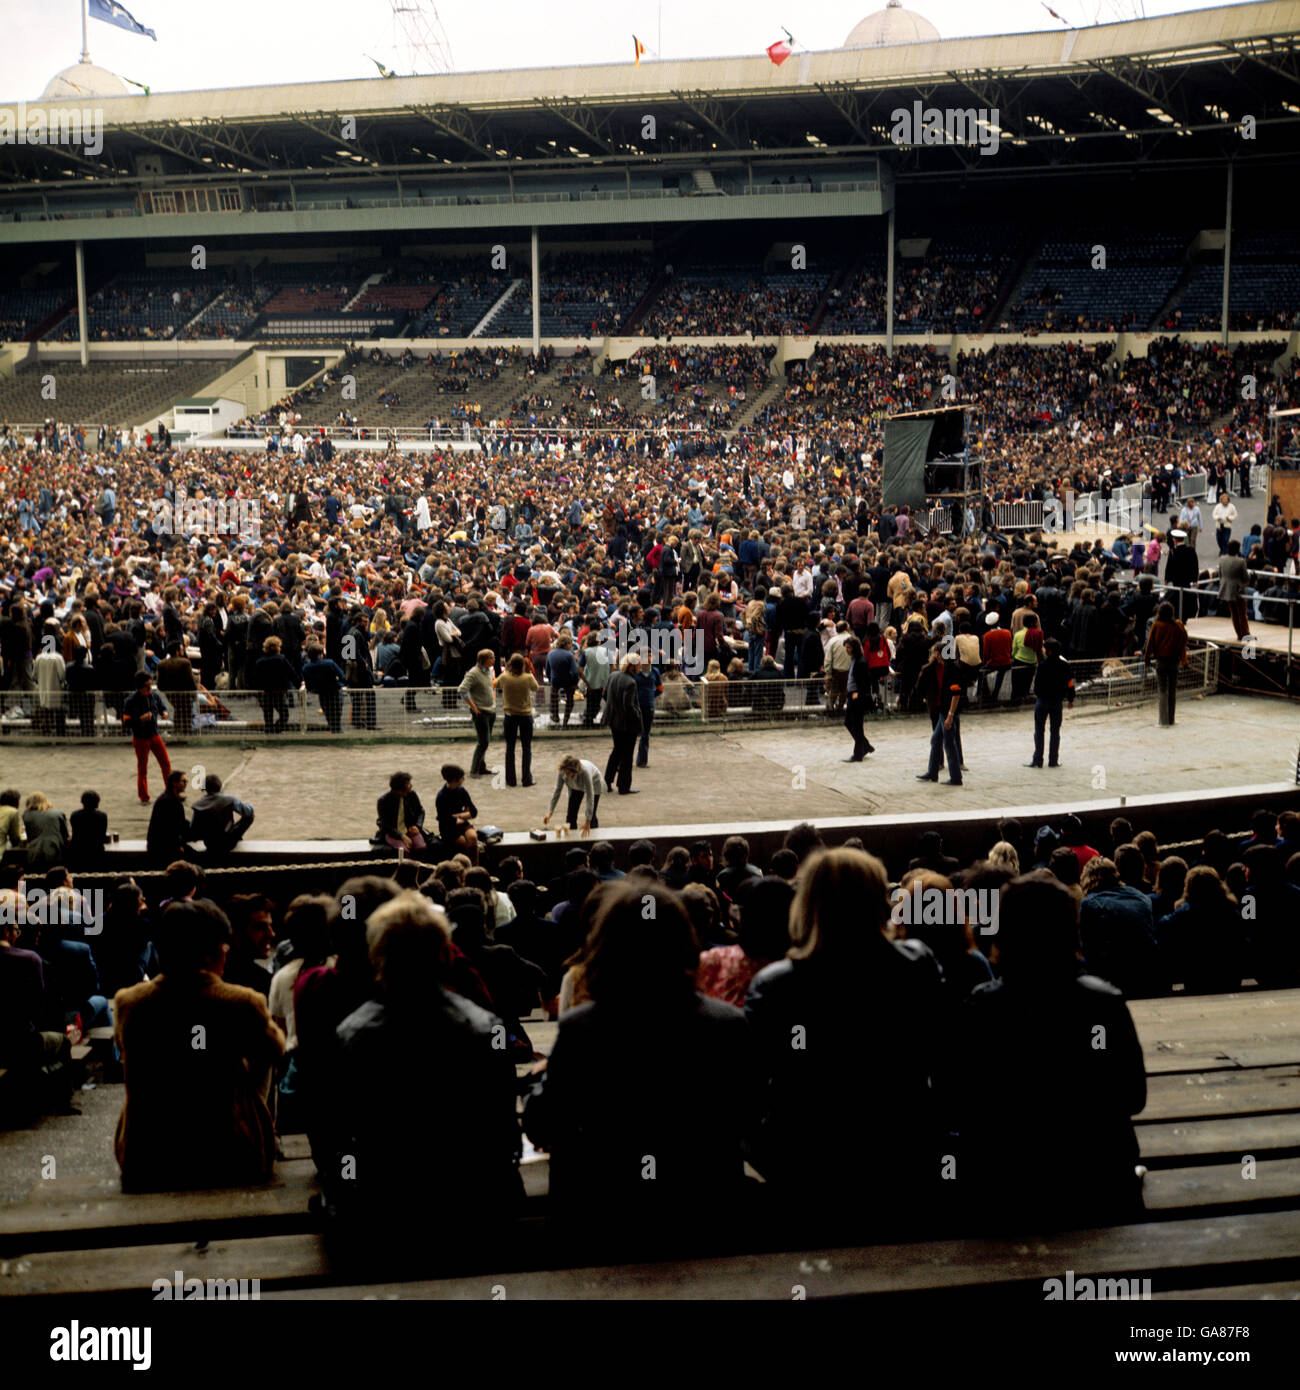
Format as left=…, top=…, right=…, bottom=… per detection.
left=47, top=270, right=224, bottom=343
left=0, top=358, right=231, bottom=428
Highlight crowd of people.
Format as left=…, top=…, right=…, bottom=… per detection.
left=4, top=806, right=1297, bottom=1253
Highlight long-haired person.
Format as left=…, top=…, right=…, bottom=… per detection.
left=950, top=871, right=1147, bottom=1229
left=744, top=847, right=944, bottom=1237
left=842, top=636, right=875, bottom=762
left=524, top=880, right=755, bottom=1254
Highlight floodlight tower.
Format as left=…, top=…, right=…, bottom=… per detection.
left=391, top=0, right=455, bottom=75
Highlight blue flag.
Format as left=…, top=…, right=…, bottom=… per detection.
left=88, top=0, right=157, bottom=41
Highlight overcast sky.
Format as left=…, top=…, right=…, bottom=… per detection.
left=3, top=0, right=1257, bottom=99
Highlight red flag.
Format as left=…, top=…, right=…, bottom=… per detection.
left=766, top=39, right=793, bottom=65
left=633, top=35, right=647, bottom=66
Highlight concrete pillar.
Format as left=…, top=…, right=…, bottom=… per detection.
left=74, top=239, right=89, bottom=367
left=531, top=225, right=541, bottom=356
left=885, top=204, right=895, bottom=356
left=1221, top=162, right=1233, bottom=348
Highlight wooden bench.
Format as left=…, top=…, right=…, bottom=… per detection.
left=2, top=987, right=1297, bottom=1299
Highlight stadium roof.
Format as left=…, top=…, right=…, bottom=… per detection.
left=3, top=0, right=1299, bottom=188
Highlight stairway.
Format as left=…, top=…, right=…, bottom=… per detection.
left=472, top=280, right=524, bottom=337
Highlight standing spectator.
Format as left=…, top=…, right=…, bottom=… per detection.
left=603, top=655, right=642, bottom=796
left=1027, top=637, right=1074, bottom=769
left=458, top=648, right=498, bottom=778
left=578, top=632, right=610, bottom=727
left=302, top=642, right=346, bottom=734
left=496, top=653, right=540, bottom=788
left=156, top=640, right=198, bottom=738
left=254, top=635, right=297, bottom=735
left=633, top=657, right=661, bottom=769
left=123, top=671, right=172, bottom=805
left=1212, top=492, right=1237, bottom=555
left=545, top=631, right=581, bottom=728
left=1217, top=539, right=1251, bottom=641
left=843, top=636, right=875, bottom=763
left=1143, top=601, right=1188, bottom=727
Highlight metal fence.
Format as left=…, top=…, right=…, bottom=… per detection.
left=0, top=650, right=1220, bottom=742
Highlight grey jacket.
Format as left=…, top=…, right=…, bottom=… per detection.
left=1217, top=554, right=1249, bottom=602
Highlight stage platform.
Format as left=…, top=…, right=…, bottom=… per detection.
left=1187, top=617, right=1296, bottom=658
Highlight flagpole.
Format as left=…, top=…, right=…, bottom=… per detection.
left=81, top=0, right=90, bottom=62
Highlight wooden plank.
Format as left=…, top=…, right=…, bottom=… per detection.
left=1142, top=1066, right=1300, bottom=1121
left=263, top=1209, right=1300, bottom=1301
left=1138, top=1114, right=1300, bottom=1164
left=1143, top=1160, right=1300, bottom=1214
left=1142, top=1043, right=1300, bottom=1075
left=1133, top=991, right=1300, bottom=1074
left=1152, top=1280, right=1300, bottom=1301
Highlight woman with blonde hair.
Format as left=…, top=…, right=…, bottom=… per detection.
left=987, top=840, right=1020, bottom=875
left=744, top=848, right=945, bottom=1229
left=23, top=792, right=70, bottom=871
left=701, top=658, right=728, bottom=720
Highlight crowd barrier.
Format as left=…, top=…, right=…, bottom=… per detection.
left=0, top=648, right=1220, bottom=742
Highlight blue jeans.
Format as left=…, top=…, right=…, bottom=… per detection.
left=782, top=630, right=804, bottom=678
left=927, top=713, right=962, bottom=782
left=747, top=635, right=764, bottom=674
left=636, top=705, right=655, bottom=766
left=1032, top=698, right=1063, bottom=766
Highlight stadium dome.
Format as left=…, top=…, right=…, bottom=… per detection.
left=844, top=0, right=940, bottom=48
left=41, top=59, right=129, bottom=101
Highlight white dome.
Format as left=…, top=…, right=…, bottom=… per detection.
left=41, top=61, right=130, bottom=101
left=844, top=0, right=940, bottom=47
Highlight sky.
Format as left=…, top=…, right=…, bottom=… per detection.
left=1, top=0, right=1259, bottom=99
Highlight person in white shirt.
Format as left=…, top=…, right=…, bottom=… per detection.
left=1178, top=500, right=1202, bottom=553
left=791, top=563, right=814, bottom=602
left=1211, top=493, right=1238, bottom=556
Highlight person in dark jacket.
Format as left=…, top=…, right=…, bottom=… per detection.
left=843, top=637, right=875, bottom=762
left=146, top=770, right=192, bottom=866
left=376, top=770, right=428, bottom=857
left=1027, top=637, right=1074, bottom=769
left=68, top=789, right=109, bottom=871
left=950, top=870, right=1147, bottom=1228
left=253, top=635, right=297, bottom=735
left=155, top=641, right=198, bottom=737
left=325, top=892, right=523, bottom=1262
left=602, top=655, right=643, bottom=795
left=1078, top=856, right=1165, bottom=998
left=745, top=848, right=945, bottom=1239
left=243, top=604, right=276, bottom=689
left=302, top=642, right=347, bottom=733
left=446, top=887, right=544, bottom=1057
left=189, top=774, right=255, bottom=863
left=1155, top=866, right=1246, bottom=994
left=524, top=880, right=755, bottom=1254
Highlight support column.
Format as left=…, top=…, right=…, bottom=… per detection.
left=74, top=239, right=89, bottom=367
left=885, top=204, right=895, bottom=356
left=1221, top=161, right=1233, bottom=347
left=531, top=225, right=541, bottom=356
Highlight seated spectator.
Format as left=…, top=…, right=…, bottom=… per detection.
left=224, top=894, right=277, bottom=997
left=715, top=835, right=762, bottom=905
left=1156, top=866, right=1246, bottom=994
left=908, top=830, right=959, bottom=876
left=1078, top=856, right=1165, bottom=998
left=951, top=871, right=1146, bottom=1228
left=901, top=866, right=999, bottom=1004
left=986, top=841, right=1020, bottom=875
left=34, top=868, right=108, bottom=1030
left=1048, top=846, right=1084, bottom=902
left=1147, top=855, right=1187, bottom=926
left=146, top=771, right=192, bottom=866
left=446, top=885, right=544, bottom=1056
left=524, top=880, right=755, bottom=1249
left=189, top=774, right=255, bottom=862
left=267, top=894, right=334, bottom=1051
left=325, top=892, right=523, bottom=1256
left=498, top=879, right=564, bottom=995
left=95, top=879, right=157, bottom=998
left=376, top=770, right=428, bottom=859
left=0, top=893, right=72, bottom=1095
left=698, top=874, right=793, bottom=1007
left=295, top=876, right=398, bottom=1167
left=22, top=792, right=70, bottom=872
left=680, top=882, right=731, bottom=950
left=745, top=848, right=944, bottom=1234
left=68, top=790, right=109, bottom=871
left=0, top=788, right=23, bottom=852
left=113, top=899, right=285, bottom=1192
left=660, top=845, right=692, bottom=892
left=1239, top=846, right=1300, bottom=986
